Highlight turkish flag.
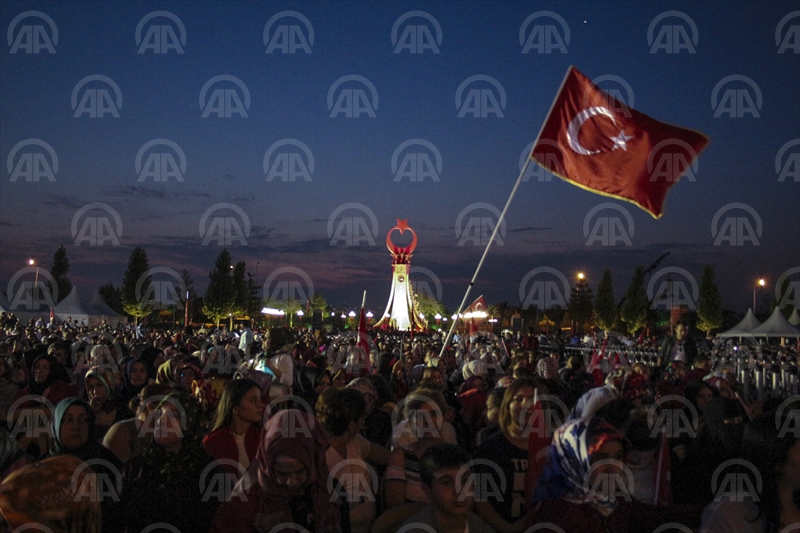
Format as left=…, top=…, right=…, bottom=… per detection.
left=531, top=66, right=709, bottom=218
left=463, top=295, right=488, bottom=335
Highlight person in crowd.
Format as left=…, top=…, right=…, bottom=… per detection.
left=14, top=353, right=72, bottom=406
left=258, top=328, right=296, bottom=399
left=0, top=455, right=102, bottom=533
left=390, top=386, right=458, bottom=450
left=107, top=391, right=219, bottom=533
left=155, top=358, right=180, bottom=387
left=699, top=412, right=800, bottom=532
left=117, top=358, right=150, bottom=405
left=211, top=409, right=350, bottom=533
left=84, top=366, right=132, bottom=440
left=568, top=367, right=647, bottom=420
left=536, top=350, right=560, bottom=380
left=399, top=444, right=494, bottom=533
left=704, top=372, right=735, bottom=399
left=348, top=377, right=393, bottom=448
left=317, top=387, right=390, bottom=533
left=385, top=389, right=449, bottom=508
left=475, top=386, right=505, bottom=447
left=390, top=361, right=410, bottom=400
left=203, top=378, right=264, bottom=472
left=331, top=367, right=348, bottom=388
left=0, top=426, right=28, bottom=481
left=473, top=377, right=539, bottom=533
left=103, top=383, right=173, bottom=464
left=655, top=360, right=689, bottom=400
left=0, top=358, right=20, bottom=417
left=528, top=416, right=702, bottom=532
left=295, top=366, right=332, bottom=405
left=656, top=320, right=698, bottom=374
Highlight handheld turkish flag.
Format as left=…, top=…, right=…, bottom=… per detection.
left=530, top=66, right=709, bottom=218
left=464, top=295, right=488, bottom=335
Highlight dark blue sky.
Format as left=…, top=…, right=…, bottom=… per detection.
left=2, top=1, right=799, bottom=315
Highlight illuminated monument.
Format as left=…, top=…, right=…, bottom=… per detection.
left=375, top=219, right=427, bottom=331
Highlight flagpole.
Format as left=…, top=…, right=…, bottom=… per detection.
left=438, top=67, right=574, bottom=360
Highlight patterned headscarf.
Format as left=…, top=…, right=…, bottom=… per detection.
left=703, top=372, right=729, bottom=395
left=85, top=366, right=115, bottom=397
left=606, top=368, right=647, bottom=400
left=49, top=397, right=106, bottom=462
left=662, top=361, right=684, bottom=386
left=155, top=359, right=180, bottom=386
left=532, top=416, right=626, bottom=515
left=0, top=455, right=101, bottom=533
left=256, top=409, right=341, bottom=533
left=141, top=391, right=212, bottom=486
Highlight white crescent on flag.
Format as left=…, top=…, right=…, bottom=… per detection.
left=567, top=106, right=633, bottom=155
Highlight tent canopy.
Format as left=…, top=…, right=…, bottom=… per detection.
left=788, top=308, right=800, bottom=327
left=718, top=309, right=762, bottom=338
left=749, top=307, right=800, bottom=338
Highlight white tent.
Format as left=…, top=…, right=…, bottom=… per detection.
left=788, top=308, right=800, bottom=327
left=86, top=290, right=126, bottom=326
left=718, top=309, right=762, bottom=337
left=54, top=286, right=95, bottom=326
left=749, top=307, right=800, bottom=337
left=0, top=291, right=10, bottom=313
left=0, top=287, right=51, bottom=324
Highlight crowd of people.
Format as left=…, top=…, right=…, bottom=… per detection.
left=0, top=312, right=798, bottom=533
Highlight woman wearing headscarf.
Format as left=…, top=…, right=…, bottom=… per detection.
left=295, top=366, right=332, bottom=405
left=568, top=367, right=648, bottom=421
left=0, top=455, right=101, bottom=533
left=13, top=353, right=72, bottom=406
left=211, top=409, right=349, bottom=533
left=106, top=391, right=219, bottom=533
left=527, top=416, right=702, bottom=532
left=117, top=358, right=150, bottom=405
left=155, top=358, right=180, bottom=387
left=84, top=366, right=133, bottom=441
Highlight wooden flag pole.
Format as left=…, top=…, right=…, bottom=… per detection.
left=438, top=68, right=573, bottom=360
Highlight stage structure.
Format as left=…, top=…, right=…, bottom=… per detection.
left=375, top=219, right=427, bottom=331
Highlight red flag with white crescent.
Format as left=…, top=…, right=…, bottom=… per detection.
left=531, top=66, right=709, bottom=219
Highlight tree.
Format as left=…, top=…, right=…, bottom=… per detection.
left=697, top=264, right=724, bottom=334
left=621, top=266, right=648, bottom=335
left=97, top=283, right=124, bottom=315
left=594, top=269, right=617, bottom=331
left=416, top=293, right=445, bottom=321
left=245, top=273, right=261, bottom=320
left=121, top=247, right=153, bottom=322
left=232, top=261, right=248, bottom=316
left=203, top=249, right=235, bottom=327
left=309, top=292, right=328, bottom=313
left=568, top=277, right=594, bottom=332
left=49, top=245, right=72, bottom=302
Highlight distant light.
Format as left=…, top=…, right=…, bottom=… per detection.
left=262, top=307, right=284, bottom=316
left=348, top=311, right=356, bottom=317
left=330, top=312, right=335, bottom=316
left=296, top=310, right=304, bottom=316
left=488, top=318, right=498, bottom=323
left=577, top=272, right=585, bottom=280
left=434, top=313, right=442, bottom=320
left=758, top=278, right=765, bottom=287
left=28, top=259, right=35, bottom=266
left=341, top=314, right=346, bottom=319
left=419, top=313, right=424, bottom=319
left=451, top=314, right=457, bottom=320
left=443, top=318, right=448, bottom=322
left=366, top=311, right=373, bottom=318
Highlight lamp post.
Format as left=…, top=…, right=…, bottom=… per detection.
left=28, top=259, right=39, bottom=302
left=753, top=278, right=765, bottom=312
left=296, top=309, right=304, bottom=328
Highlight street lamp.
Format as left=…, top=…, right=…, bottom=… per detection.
left=753, top=278, right=766, bottom=311
left=577, top=272, right=585, bottom=280
left=28, top=259, right=39, bottom=302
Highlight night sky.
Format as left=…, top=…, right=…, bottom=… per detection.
left=1, top=1, right=799, bottom=315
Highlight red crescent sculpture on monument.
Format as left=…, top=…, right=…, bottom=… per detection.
left=375, top=219, right=426, bottom=331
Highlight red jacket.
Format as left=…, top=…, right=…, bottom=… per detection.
left=202, top=424, right=261, bottom=473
